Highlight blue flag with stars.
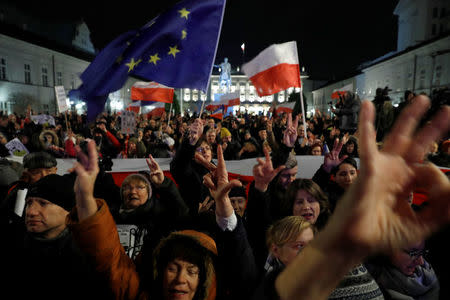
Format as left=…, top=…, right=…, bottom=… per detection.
left=69, top=0, right=226, bottom=122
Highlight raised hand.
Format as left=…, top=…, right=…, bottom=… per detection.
left=283, top=113, right=299, bottom=147
left=253, top=147, right=286, bottom=192
left=266, top=119, right=273, bottom=132
left=187, top=118, right=204, bottom=145
left=341, top=132, right=350, bottom=145
left=202, top=145, right=242, bottom=218
left=322, top=138, right=347, bottom=173
left=70, top=139, right=99, bottom=221
left=194, top=150, right=217, bottom=171
left=146, top=154, right=164, bottom=186
left=328, top=96, right=450, bottom=255
left=275, top=97, right=450, bottom=300
left=198, top=196, right=215, bottom=214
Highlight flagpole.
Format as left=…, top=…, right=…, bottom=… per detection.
left=64, top=111, right=71, bottom=132
left=167, top=102, right=173, bottom=123
left=199, top=98, right=206, bottom=118
left=298, top=70, right=307, bottom=139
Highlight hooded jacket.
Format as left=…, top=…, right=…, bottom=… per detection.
left=68, top=199, right=218, bottom=300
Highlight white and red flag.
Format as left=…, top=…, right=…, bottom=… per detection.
left=220, top=91, right=240, bottom=106
left=131, top=81, right=174, bottom=103
left=331, top=83, right=353, bottom=99
left=210, top=105, right=225, bottom=120
left=126, top=101, right=141, bottom=114
left=206, top=92, right=240, bottom=111
left=242, top=41, right=301, bottom=97
left=275, top=102, right=295, bottom=114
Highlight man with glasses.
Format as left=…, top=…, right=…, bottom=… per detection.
left=367, top=240, right=440, bottom=299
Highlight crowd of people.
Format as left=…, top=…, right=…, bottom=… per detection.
left=0, top=89, right=449, bottom=300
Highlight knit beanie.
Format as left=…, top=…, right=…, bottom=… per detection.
left=0, top=164, right=19, bottom=187
left=229, top=185, right=246, bottom=198
left=272, top=152, right=298, bottom=170
left=329, top=264, right=383, bottom=299
left=220, top=127, right=231, bottom=139
left=23, top=152, right=57, bottom=170
left=120, top=173, right=152, bottom=203
left=27, top=174, right=76, bottom=212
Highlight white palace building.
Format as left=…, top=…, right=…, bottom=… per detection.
left=0, top=0, right=449, bottom=117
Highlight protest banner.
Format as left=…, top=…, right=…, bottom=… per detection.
left=5, top=138, right=29, bottom=156
left=54, top=85, right=69, bottom=113
left=121, top=110, right=136, bottom=134
left=30, top=114, right=56, bottom=126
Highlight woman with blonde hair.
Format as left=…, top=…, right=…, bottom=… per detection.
left=265, top=216, right=316, bottom=273
left=251, top=216, right=316, bottom=298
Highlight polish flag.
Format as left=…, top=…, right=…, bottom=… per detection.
left=210, top=105, right=224, bottom=120
left=206, top=92, right=240, bottom=111
left=275, top=102, right=295, bottom=114
left=220, top=92, right=240, bottom=106
left=145, top=102, right=166, bottom=118
left=242, top=41, right=301, bottom=97
left=131, top=81, right=174, bottom=103
left=331, top=83, right=353, bottom=99
left=126, top=101, right=141, bottom=114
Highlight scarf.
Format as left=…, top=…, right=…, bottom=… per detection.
left=376, top=261, right=440, bottom=300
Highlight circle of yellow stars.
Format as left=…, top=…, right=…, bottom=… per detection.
left=124, top=7, right=191, bottom=73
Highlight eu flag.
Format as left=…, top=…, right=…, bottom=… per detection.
left=70, top=0, right=226, bottom=122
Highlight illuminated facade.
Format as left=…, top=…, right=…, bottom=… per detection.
left=179, top=73, right=309, bottom=115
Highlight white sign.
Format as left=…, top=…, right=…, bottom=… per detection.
left=14, top=189, right=28, bottom=217
left=30, top=114, right=56, bottom=126
left=5, top=138, right=29, bottom=156
left=121, top=111, right=136, bottom=134
left=54, top=85, right=69, bottom=113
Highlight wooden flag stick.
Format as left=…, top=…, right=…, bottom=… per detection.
left=64, top=111, right=71, bottom=132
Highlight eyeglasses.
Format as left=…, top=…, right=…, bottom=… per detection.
left=123, top=185, right=147, bottom=192
left=403, top=249, right=428, bottom=260
left=196, top=146, right=211, bottom=154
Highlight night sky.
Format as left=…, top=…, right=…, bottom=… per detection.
left=6, top=0, right=399, bottom=80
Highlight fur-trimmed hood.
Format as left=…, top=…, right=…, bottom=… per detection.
left=39, top=130, right=60, bottom=149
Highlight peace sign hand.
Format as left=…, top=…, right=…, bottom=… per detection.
left=202, top=145, right=242, bottom=218
left=69, top=139, right=100, bottom=221
left=323, top=138, right=347, bottom=173
left=146, top=154, right=164, bottom=186
left=253, top=147, right=286, bottom=192
left=283, top=113, right=299, bottom=147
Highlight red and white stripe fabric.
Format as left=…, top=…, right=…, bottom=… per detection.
left=206, top=92, right=240, bottom=111
left=131, top=81, right=174, bottom=103
left=210, top=106, right=224, bottom=120
left=145, top=102, right=166, bottom=118
left=220, top=92, right=240, bottom=106
left=242, top=41, right=301, bottom=97
left=331, top=83, right=353, bottom=99
left=126, top=101, right=141, bottom=114
left=276, top=102, right=295, bottom=114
